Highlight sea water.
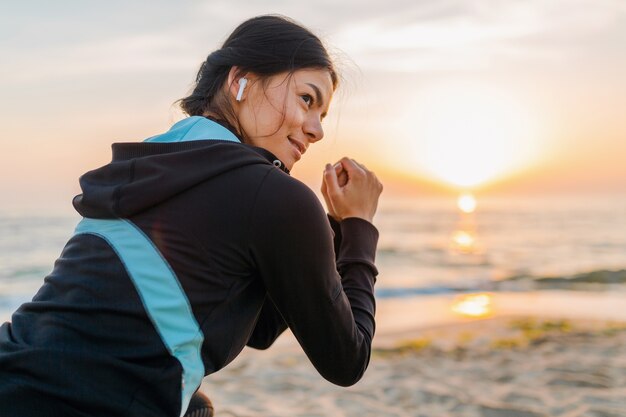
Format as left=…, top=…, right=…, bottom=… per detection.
left=375, top=194, right=626, bottom=295
left=1, top=195, right=625, bottom=319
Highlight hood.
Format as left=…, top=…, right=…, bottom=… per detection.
left=73, top=117, right=286, bottom=218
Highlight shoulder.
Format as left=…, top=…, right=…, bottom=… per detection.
left=257, top=169, right=324, bottom=214
left=247, top=168, right=329, bottom=239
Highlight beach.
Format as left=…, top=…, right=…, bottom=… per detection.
left=200, top=293, right=626, bottom=417
left=1, top=206, right=625, bottom=416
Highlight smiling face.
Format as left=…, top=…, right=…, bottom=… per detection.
left=234, top=69, right=334, bottom=170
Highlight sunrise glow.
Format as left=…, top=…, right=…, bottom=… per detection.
left=404, top=82, right=543, bottom=188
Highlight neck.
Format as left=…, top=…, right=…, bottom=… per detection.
left=201, top=112, right=244, bottom=142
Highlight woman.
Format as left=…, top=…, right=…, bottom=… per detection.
left=0, top=15, right=382, bottom=417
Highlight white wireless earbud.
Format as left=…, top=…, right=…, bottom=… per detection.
left=236, top=78, right=248, bottom=102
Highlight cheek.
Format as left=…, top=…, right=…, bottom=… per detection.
left=255, top=106, right=302, bottom=139
left=261, top=95, right=294, bottom=130
left=240, top=103, right=281, bottom=138
left=283, top=101, right=306, bottom=128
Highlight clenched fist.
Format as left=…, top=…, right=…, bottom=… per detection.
left=321, top=157, right=383, bottom=223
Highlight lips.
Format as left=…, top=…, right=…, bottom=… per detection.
left=288, top=137, right=306, bottom=156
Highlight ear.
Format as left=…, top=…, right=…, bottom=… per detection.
left=227, top=66, right=250, bottom=102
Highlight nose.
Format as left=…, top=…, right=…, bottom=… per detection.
left=303, top=116, right=324, bottom=144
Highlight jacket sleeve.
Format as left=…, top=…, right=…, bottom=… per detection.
left=246, top=297, right=288, bottom=350
left=247, top=170, right=378, bottom=386
left=327, top=214, right=343, bottom=260
left=246, top=215, right=342, bottom=350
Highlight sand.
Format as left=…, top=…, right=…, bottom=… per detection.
left=2, top=291, right=625, bottom=415
left=199, top=292, right=626, bottom=417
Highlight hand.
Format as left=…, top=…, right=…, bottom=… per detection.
left=321, top=157, right=383, bottom=223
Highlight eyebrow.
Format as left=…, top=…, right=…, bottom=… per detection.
left=306, top=82, right=328, bottom=118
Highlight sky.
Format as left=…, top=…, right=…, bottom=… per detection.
left=1, top=0, right=625, bottom=211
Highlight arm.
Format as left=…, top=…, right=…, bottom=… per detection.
left=246, top=214, right=346, bottom=350
left=247, top=215, right=348, bottom=350
left=327, top=214, right=342, bottom=259
left=248, top=171, right=378, bottom=387
left=246, top=296, right=288, bottom=350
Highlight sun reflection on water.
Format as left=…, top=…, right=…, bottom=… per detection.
left=451, top=293, right=493, bottom=318
left=457, top=192, right=477, bottom=213
left=450, top=193, right=480, bottom=254
left=451, top=230, right=476, bottom=253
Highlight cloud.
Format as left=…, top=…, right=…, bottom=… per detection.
left=330, top=0, right=626, bottom=72
left=0, top=2, right=226, bottom=84
left=0, top=35, right=202, bottom=85
left=1, top=1, right=625, bottom=82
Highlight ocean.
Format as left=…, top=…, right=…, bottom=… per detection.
left=375, top=194, right=626, bottom=295
left=1, top=194, right=625, bottom=319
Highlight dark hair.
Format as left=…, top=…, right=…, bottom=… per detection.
left=179, top=15, right=338, bottom=135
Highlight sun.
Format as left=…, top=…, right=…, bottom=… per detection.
left=457, top=192, right=476, bottom=213
left=401, top=81, right=542, bottom=188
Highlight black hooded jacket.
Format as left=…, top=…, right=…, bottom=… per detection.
left=0, top=117, right=378, bottom=417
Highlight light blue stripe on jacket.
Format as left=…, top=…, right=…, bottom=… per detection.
left=144, top=116, right=240, bottom=143
left=75, top=218, right=204, bottom=417
left=74, top=117, right=236, bottom=415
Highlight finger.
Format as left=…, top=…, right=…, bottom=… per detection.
left=332, top=162, right=349, bottom=187
left=323, top=163, right=341, bottom=196
left=337, top=169, right=349, bottom=187
left=339, top=157, right=365, bottom=176
left=321, top=177, right=331, bottom=201
left=351, top=158, right=369, bottom=172
left=320, top=179, right=335, bottom=213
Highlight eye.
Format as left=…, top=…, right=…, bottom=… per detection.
left=301, top=94, right=314, bottom=107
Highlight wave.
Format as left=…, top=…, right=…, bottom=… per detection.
left=374, top=268, right=626, bottom=299
left=498, top=269, right=626, bottom=289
